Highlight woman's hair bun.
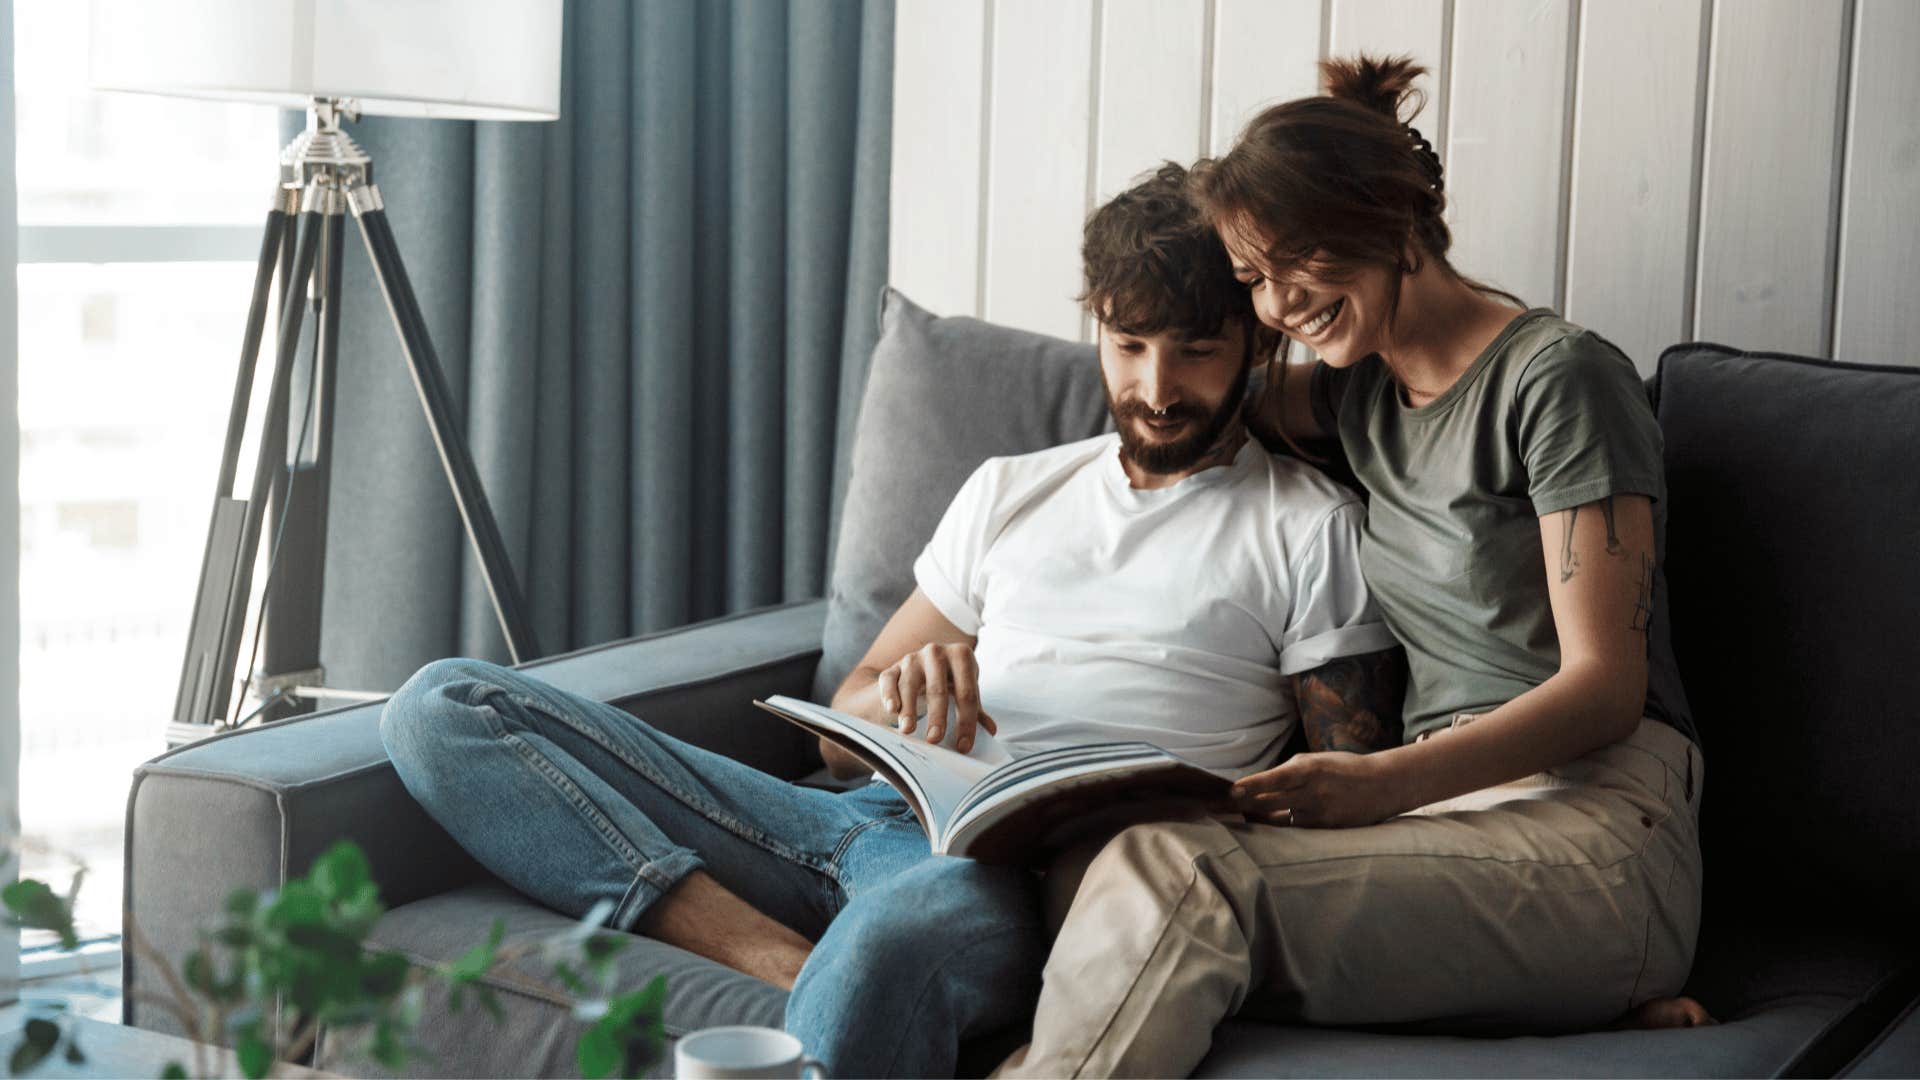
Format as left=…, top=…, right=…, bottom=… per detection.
left=1319, top=54, right=1427, bottom=123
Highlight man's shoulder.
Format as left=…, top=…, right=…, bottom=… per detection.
left=1245, top=449, right=1365, bottom=526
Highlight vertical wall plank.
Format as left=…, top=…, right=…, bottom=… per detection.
left=982, top=0, right=1096, bottom=340
left=1328, top=0, right=1448, bottom=136
left=1564, top=0, right=1707, bottom=373
left=1209, top=0, right=1323, bottom=154
left=1694, top=0, right=1848, bottom=355
left=887, top=0, right=988, bottom=317
left=1833, top=0, right=1920, bottom=366
left=1445, top=0, right=1570, bottom=310
left=1097, top=0, right=1206, bottom=199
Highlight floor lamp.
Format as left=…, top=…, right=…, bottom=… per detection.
left=89, top=0, right=564, bottom=742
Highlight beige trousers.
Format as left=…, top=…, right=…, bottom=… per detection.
left=996, top=719, right=1704, bottom=1079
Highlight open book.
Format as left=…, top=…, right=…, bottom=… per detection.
left=753, top=695, right=1232, bottom=865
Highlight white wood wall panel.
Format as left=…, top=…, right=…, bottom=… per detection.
left=1693, top=0, right=1848, bottom=355
left=886, top=0, right=989, bottom=318
left=1833, top=0, right=1920, bottom=366
left=981, top=0, right=1096, bottom=341
left=1444, top=0, right=1572, bottom=312
left=888, top=0, right=1916, bottom=359
left=1328, top=0, right=1448, bottom=139
left=1563, top=0, right=1707, bottom=373
left=1209, top=0, right=1324, bottom=155
left=1096, top=0, right=1207, bottom=200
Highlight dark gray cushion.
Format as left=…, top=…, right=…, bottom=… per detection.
left=812, top=288, right=1111, bottom=700
left=1194, top=920, right=1914, bottom=1078
left=1651, top=345, right=1920, bottom=921
left=1844, top=996, right=1920, bottom=1077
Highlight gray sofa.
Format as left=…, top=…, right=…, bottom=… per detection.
left=124, top=301, right=1920, bottom=1076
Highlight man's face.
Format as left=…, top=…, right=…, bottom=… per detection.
left=1098, top=320, right=1250, bottom=476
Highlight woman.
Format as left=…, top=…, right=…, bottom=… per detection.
left=996, top=56, right=1709, bottom=1078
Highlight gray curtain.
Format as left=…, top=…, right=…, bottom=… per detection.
left=289, top=0, right=893, bottom=691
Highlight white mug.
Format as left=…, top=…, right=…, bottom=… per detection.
left=673, top=1025, right=828, bottom=1079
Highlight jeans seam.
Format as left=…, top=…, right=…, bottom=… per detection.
left=482, top=683, right=833, bottom=875
left=494, top=726, right=648, bottom=870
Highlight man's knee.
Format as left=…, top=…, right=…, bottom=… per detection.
left=380, top=657, right=512, bottom=763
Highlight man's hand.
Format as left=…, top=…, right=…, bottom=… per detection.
left=879, top=642, right=998, bottom=755
left=1230, top=750, right=1405, bottom=828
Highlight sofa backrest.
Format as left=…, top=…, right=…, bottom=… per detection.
left=1652, top=343, right=1920, bottom=920
left=814, top=288, right=1112, bottom=700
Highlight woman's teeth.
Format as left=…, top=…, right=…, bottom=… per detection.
left=1299, top=299, right=1342, bottom=337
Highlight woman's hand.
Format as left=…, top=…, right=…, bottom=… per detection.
left=876, top=642, right=998, bottom=755
left=1230, top=750, right=1404, bottom=828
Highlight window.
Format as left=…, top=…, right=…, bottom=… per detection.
left=14, top=0, right=281, bottom=960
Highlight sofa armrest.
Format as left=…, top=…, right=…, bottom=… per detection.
left=123, top=599, right=828, bottom=1037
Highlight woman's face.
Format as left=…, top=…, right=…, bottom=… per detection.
left=1220, top=230, right=1395, bottom=368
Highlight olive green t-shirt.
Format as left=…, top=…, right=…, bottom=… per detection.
left=1312, top=308, right=1697, bottom=745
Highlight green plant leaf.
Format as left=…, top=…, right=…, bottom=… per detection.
left=161, top=1064, right=188, bottom=1080
left=225, top=886, right=259, bottom=916
left=551, top=960, right=587, bottom=995
left=266, top=880, right=327, bottom=928
left=310, top=841, right=371, bottom=903
left=575, top=1019, right=621, bottom=1080
left=448, top=920, right=503, bottom=982
left=3, top=879, right=79, bottom=950
left=236, top=1029, right=274, bottom=1080
left=15, top=1018, right=57, bottom=1075
left=582, top=932, right=629, bottom=978
left=184, top=950, right=217, bottom=996
left=474, top=984, right=505, bottom=1023
left=361, top=951, right=411, bottom=999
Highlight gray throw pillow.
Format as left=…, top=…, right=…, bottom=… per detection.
left=811, top=288, right=1114, bottom=702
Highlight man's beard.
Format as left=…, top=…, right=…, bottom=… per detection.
left=1104, top=360, right=1251, bottom=475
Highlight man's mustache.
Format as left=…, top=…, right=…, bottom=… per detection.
left=1111, top=400, right=1204, bottom=425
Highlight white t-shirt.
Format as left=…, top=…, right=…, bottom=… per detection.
left=913, top=433, right=1397, bottom=778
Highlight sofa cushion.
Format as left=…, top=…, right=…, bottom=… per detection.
left=812, top=288, right=1111, bottom=700
left=1650, top=345, right=1920, bottom=921
left=314, top=881, right=787, bottom=1078
left=1193, top=917, right=1915, bottom=1078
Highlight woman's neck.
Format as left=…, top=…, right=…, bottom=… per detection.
left=1378, top=266, right=1525, bottom=407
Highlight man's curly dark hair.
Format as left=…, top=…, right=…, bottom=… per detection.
left=1079, top=161, right=1277, bottom=360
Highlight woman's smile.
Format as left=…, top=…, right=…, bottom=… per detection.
left=1289, top=297, right=1346, bottom=341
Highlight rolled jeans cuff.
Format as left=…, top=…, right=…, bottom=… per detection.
left=612, top=846, right=707, bottom=932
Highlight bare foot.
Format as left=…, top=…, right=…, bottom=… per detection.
left=1615, top=995, right=1716, bottom=1029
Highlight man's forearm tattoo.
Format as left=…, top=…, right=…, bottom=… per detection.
left=1294, top=649, right=1407, bottom=754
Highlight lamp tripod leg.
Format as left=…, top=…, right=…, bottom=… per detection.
left=172, top=195, right=298, bottom=729
left=211, top=206, right=325, bottom=725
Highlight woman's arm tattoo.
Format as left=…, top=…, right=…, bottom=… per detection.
left=1293, top=649, right=1408, bottom=753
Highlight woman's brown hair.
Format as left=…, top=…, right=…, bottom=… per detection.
left=1190, top=54, right=1523, bottom=349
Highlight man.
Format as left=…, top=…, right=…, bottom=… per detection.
left=378, top=163, right=1405, bottom=1079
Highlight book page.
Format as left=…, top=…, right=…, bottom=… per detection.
left=759, top=696, right=1006, bottom=834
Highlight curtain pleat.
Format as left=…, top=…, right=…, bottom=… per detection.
left=295, top=0, right=891, bottom=692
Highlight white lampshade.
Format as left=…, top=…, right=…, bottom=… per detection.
left=89, top=0, right=563, bottom=121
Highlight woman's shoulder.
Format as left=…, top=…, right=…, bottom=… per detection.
left=1494, top=310, right=1645, bottom=400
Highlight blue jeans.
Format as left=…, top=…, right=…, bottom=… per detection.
left=378, top=658, right=1043, bottom=1078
